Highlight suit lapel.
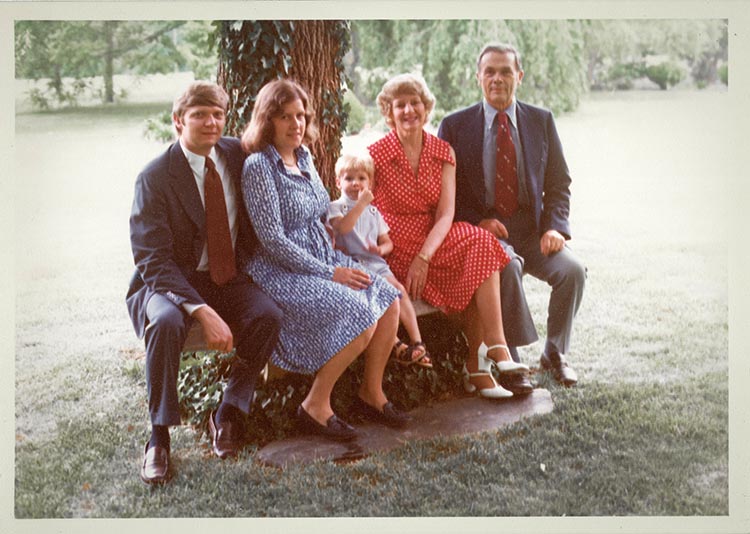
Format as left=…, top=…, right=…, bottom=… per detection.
left=466, top=104, right=488, bottom=205
left=216, top=137, right=242, bottom=194
left=168, top=142, right=205, bottom=231
left=516, top=101, right=541, bottom=199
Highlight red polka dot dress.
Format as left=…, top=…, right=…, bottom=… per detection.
left=368, top=130, right=510, bottom=313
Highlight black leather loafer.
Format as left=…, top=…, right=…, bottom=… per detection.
left=354, top=397, right=411, bottom=429
left=297, top=405, right=357, bottom=442
left=209, top=410, right=244, bottom=459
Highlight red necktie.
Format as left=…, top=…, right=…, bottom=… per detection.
left=494, top=112, right=518, bottom=218
left=204, top=157, right=236, bottom=285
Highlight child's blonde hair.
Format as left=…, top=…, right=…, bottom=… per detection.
left=335, top=151, right=375, bottom=183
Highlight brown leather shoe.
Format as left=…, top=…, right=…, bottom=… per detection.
left=540, top=352, right=578, bottom=386
left=497, top=373, right=534, bottom=395
left=140, top=442, right=170, bottom=485
left=209, top=410, right=244, bottom=459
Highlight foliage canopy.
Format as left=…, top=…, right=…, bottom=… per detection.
left=15, top=20, right=217, bottom=108
left=350, top=19, right=727, bottom=117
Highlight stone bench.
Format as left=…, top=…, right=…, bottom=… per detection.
left=181, top=299, right=441, bottom=353
left=179, top=300, right=554, bottom=460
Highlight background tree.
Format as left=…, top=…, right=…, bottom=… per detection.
left=583, top=19, right=727, bottom=90
left=350, top=19, right=727, bottom=119
left=350, top=19, right=587, bottom=120
left=14, top=20, right=208, bottom=108
left=217, top=20, right=350, bottom=192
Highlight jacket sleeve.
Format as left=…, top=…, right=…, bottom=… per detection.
left=540, top=112, right=572, bottom=239
left=129, top=168, right=205, bottom=308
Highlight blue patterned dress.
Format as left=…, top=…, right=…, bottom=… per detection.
left=242, top=144, right=400, bottom=374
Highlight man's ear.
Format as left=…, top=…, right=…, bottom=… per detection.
left=172, top=112, right=182, bottom=136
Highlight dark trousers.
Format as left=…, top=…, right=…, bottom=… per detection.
left=144, top=273, right=282, bottom=426
left=499, top=209, right=586, bottom=360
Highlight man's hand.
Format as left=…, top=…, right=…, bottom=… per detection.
left=540, top=229, right=565, bottom=256
left=478, top=218, right=509, bottom=239
left=192, top=305, right=233, bottom=353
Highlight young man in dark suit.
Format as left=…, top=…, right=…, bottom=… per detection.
left=127, top=81, right=282, bottom=484
left=438, top=43, right=586, bottom=391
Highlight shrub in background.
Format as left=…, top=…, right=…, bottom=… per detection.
left=343, top=89, right=366, bottom=134
left=603, top=61, right=645, bottom=90
left=143, top=109, right=174, bottom=143
left=645, top=61, right=685, bottom=90
left=718, top=64, right=728, bottom=85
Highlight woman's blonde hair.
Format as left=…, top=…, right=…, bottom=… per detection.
left=240, top=79, right=319, bottom=153
left=376, top=73, right=435, bottom=129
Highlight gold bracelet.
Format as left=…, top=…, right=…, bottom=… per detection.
left=417, top=252, right=431, bottom=264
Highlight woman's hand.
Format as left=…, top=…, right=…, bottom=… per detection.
left=405, top=255, right=429, bottom=300
left=333, top=267, right=372, bottom=290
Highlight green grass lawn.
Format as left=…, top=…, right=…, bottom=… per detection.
left=12, top=89, right=736, bottom=528
left=15, top=375, right=727, bottom=517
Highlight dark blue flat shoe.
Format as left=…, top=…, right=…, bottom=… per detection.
left=354, top=397, right=411, bottom=429
left=297, top=405, right=357, bottom=442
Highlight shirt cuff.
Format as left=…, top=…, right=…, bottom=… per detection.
left=183, top=302, right=207, bottom=316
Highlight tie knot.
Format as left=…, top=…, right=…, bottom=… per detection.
left=205, top=156, right=216, bottom=171
left=497, top=112, right=509, bottom=127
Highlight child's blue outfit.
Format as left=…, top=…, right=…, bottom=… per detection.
left=328, top=195, right=394, bottom=278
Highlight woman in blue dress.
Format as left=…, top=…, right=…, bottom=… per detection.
left=240, top=79, right=406, bottom=441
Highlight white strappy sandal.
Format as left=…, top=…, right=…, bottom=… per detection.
left=462, top=364, right=514, bottom=399
left=478, top=343, right=530, bottom=375
left=462, top=343, right=516, bottom=398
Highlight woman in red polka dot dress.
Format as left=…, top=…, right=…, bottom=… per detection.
left=368, top=73, right=530, bottom=398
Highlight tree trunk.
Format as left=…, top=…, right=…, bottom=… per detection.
left=218, top=20, right=349, bottom=194
left=103, top=21, right=116, bottom=103
left=289, top=21, right=346, bottom=190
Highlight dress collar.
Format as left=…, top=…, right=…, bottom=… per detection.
left=264, top=143, right=310, bottom=170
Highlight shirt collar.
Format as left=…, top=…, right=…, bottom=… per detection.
left=338, top=194, right=358, bottom=208
left=179, top=139, right=218, bottom=174
left=482, top=98, right=518, bottom=131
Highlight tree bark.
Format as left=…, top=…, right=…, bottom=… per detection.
left=218, top=20, right=348, bottom=194
left=289, top=20, right=346, bottom=190
left=103, top=21, right=115, bottom=103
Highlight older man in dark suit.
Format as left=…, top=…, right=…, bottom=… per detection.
left=127, top=81, right=282, bottom=484
left=438, top=43, right=586, bottom=391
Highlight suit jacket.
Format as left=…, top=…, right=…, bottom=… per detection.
left=437, top=100, right=572, bottom=240
left=126, top=136, right=256, bottom=338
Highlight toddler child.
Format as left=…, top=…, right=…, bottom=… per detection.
left=328, top=151, right=432, bottom=368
